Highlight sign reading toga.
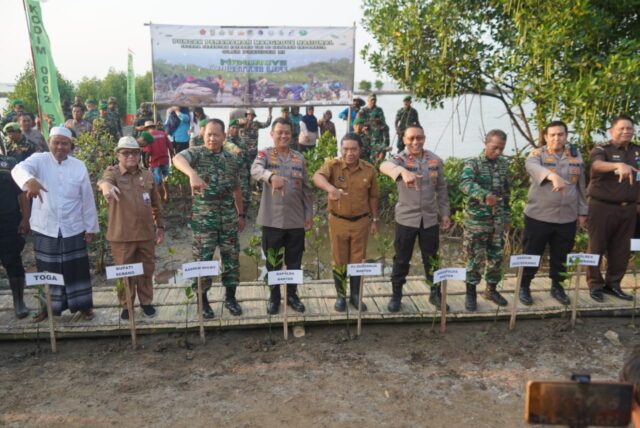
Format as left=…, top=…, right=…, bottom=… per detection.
left=149, top=25, right=355, bottom=107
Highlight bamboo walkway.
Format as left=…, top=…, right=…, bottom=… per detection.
left=0, top=274, right=638, bottom=340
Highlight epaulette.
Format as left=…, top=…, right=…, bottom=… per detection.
left=257, top=150, right=266, bottom=158
left=530, top=148, right=541, bottom=157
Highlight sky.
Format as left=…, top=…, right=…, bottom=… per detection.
left=1, top=0, right=379, bottom=85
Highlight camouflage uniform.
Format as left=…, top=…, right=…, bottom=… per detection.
left=92, top=117, right=119, bottom=142
left=133, top=107, right=153, bottom=138
left=83, top=109, right=100, bottom=124
left=177, top=146, right=241, bottom=292
left=356, top=106, right=389, bottom=164
left=107, top=109, right=122, bottom=139
left=5, top=135, right=36, bottom=162
left=394, top=106, right=420, bottom=151
left=240, top=116, right=272, bottom=163
left=460, top=152, right=511, bottom=288
left=226, top=134, right=251, bottom=211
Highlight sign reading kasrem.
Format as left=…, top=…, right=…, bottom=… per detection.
left=150, top=25, right=355, bottom=107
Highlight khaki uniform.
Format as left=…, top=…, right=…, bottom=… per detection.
left=317, top=158, right=379, bottom=265
left=99, top=165, right=164, bottom=306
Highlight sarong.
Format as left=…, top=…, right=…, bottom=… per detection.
left=33, top=231, right=93, bottom=315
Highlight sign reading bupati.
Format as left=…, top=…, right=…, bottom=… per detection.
left=433, top=268, right=466, bottom=284
left=150, top=25, right=355, bottom=107
left=347, top=263, right=382, bottom=277
left=268, top=270, right=303, bottom=286
left=106, top=263, right=144, bottom=279
left=182, top=261, right=220, bottom=279
left=25, top=272, right=65, bottom=286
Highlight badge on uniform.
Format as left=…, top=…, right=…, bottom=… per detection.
left=143, top=192, right=151, bottom=205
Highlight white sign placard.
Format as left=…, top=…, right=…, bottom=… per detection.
left=631, top=239, right=640, bottom=252
left=268, top=270, right=303, bottom=285
left=25, top=272, right=65, bottom=286
left=106, top=263, right=144, bottom=279
left=182, top=261, right=220, bottom=279
left=347, top=263, right=382, bottom=276
left=566, top=253, right=600, bottom=267
left=433, top=268, right=466, bottom=284
left=510, top=255, right=541, bottom=268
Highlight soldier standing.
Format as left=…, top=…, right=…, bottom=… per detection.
left=395, top=96, right=420, bottom=152
left=3, top=123, right=37, bottom=161
left=520, top=121, right=588, bottom=306
left=227, top=119, right=251, bottom=214
left=107, top=96, right=123, bottom=139
left=239, top=107, right=272, bottom=165
left=173, top=119, right=245, bottom=318
left=380, top=125, right=451, bottom=312
left=313, top=133, right=379, bottom=311
left=460, top=129, right=511, bottom=311
left=133, top=102, right=154, bottom=138
left=251, top=117, right=313, bottom=314
left=92, top=102, right=119, bottom=143
left=356, top=94, right=390, bottom=164
left=83, top=98, right=100, bottom=124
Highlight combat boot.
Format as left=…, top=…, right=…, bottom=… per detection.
left=465, top=283, right=477, bottom=311
left=483, top=283, right=508, bottom=307
left=388, top=283, right=403, bottom=312
left=349, top=276, right=367, bottom=311
left=332, top=269, right=346, bottom=312
left=429, top=285, right=449, bottom=311
left=267, top=286, right=281, bottom=315
left=200, top=290, right=214, bottom=319
left=550, top=281, right=571, bottom=305
left=9, top=277, right=29, bottom=319
left=518, top=279, right=533, bottom=306
left=224, top=287, right=242, bottom=316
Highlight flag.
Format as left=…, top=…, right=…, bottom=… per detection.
left=126, top=49, right=136, bottom=126
left=23, top=0, right=64, bottom=138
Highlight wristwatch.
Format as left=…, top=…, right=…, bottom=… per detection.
left=371, top=217, right=379, bottom=222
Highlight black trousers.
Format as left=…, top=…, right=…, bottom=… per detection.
left=391, top=222, right=439, bottom=286
left=521, top=215, right=577, bottom=285
left=262, top=226, right=305, bottom=297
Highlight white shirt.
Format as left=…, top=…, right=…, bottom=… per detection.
left=11, top=152, right=99, bottom=238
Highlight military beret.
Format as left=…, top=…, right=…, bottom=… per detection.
left=403, top=96, right=412, bottom=102
left=108, top=96, right=117, bottom=103
left=11, top=99, right=24, bottom=107
left=198, top=119, right=209, bottom=128
left=3, top=122, right=20, bottom=133
left=280, top=107, right=289, bottom=113
left=140, top=131, right=154, bottom=145
left=229, top=119, right=240, bottom=127
left=99, top=102, right=108, bottom=110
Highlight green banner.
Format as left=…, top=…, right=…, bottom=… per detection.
left=126, top=50, right=136, bottom=125
left=23, top=0, right=64, bottom=138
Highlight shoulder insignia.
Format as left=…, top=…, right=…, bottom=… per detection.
left=257, top=151, right=266, bottom=158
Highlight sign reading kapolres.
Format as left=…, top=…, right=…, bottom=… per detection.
left=150, top=25, right=356, bottom=107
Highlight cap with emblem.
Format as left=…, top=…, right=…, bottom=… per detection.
left=11, top=99, right=24, bottom=107
left=99, top=102, right=108, bottom=110
left=86, top=98, right=96, bottom=105
left=229, top=119, right=239, bottom=127
left=2, top=122, right=20, bottom=134
left=403, top=96, right=412, bottom=102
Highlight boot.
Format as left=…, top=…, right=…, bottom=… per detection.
left=267, top=286, right=281, bottom=315
left=224, top=287, right=242, bottom=316
left=519, top=279, right=533, bottom=306
left=9, top=277, right=29, bottom=319
left=332, top=270, right=346, bottom=312
left=388, top=283, right=403, bottom=312
left=201, top=290, right=214, bottom=319
left=349, top=276, right=368, bottom=311
left=286, top=285, right=305, bottom=313
left=429, top=285, right=449, bottom=311
left=550, top=281, right=571, bottom=305
left=465, top=283, right=477, bottom=312
left=483, top=283, right=508, bottom=307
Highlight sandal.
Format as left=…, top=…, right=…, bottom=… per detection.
left=32, top=310, right=48, bottom=323
left=81, top=309, right=95, bottom=321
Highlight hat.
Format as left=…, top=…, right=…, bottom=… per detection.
left=368, top=93, right=377, bottom=100
left=198, top=119, right=209, bottom=128
left=49, top=126, right=73, bottom=139
left=3, top=122, right=20, bottom=133
left=114, top=136, right=140, bottom=153
left=280, top=107, right=289, bottom=113
left=99, top=102, right=108, bottom=110
left=403, top=96, right=412, bottom=102
left=140, top=132, right=154, bottom=145
left=245, top=108, right=256, bottom=116
left=143, top=120, right=155, bottom=128
left=229, top=119, right=240, bottom=127
left=108, top=96, right=117, bottom=104
left=11, top=99, right=24, bottom=107
left=86, top=98, right=96, bottom=105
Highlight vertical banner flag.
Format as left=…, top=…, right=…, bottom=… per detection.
left=23, top=0, right=64, bottom=138
left=126, top=49, right=136, bottom=125
left=149, top=25, right=356, bottom=107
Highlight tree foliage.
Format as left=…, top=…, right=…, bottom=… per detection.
left=361, top=0, right=640, bottom=148
left=374, top=79, right=384, bottom=90
left=358, top=79, right=372, bottom=92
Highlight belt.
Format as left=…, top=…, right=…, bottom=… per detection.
left=593, top=199, right=633, bottom=207
left=330, top=212, right=369, bottom=222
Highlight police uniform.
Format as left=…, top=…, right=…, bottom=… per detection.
left=380, top=149, right=450, bottom=311
left=317, top=158, right=378, bottom=311
left=521, top=146, right=588, bottom=305
left=251, top=146, right=313, bottom=313
left=460, top=152, right=511, bottom=309
left=586, top=142, right=640, bottom=299
left=64, top=119, right=92, bottom=137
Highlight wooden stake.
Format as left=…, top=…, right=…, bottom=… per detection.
left=44, top=283, right=56, bottom=353
left=357, top=276, right=365, bottom=336
left=509, top=266, right=524, bottom=330
left=571, top=266, right=582, bottom=328
left=282, top=283, right=288, bottom=340
left=124, top=277, right=137, bottom=350
left=440, top=280, right=448, bottom=334
left=197, top=277, right=205, bottom=344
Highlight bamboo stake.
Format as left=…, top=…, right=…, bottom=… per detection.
left=44, top=283, right=56, bottom=353
left=197, top=277, right=205, bottom=344
left=509, top=266, right=524, bottom=330
left=282, top=283, right=288, bottom=340
left=357, top=276, right=365, bottom=336
left=440, top=280, right=448, bottom=334
left=571, top=265, right=582, bottom=328
left=124, top=277, right=137, bottom=350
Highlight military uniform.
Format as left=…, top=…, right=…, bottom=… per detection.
left=93, top=117, right=119, bottom=142
left=83, top=108, right=100, bottom=124
left=226, top=134, right=251, bottom=212
left=521, top=146, right=588, bottom=304
left=290, top=113, right=303, bottom=143
left=586, top=142, right=640, bottom=297
left=5, top=135, right=36, bottom=162
left=394, top=106, right=420, bottom=151
left=240, top=116, right=272, bottom=164
left=107, top=109, right=123, bottom=139
left=460, top=152, right=511, bottom=308
left=133, top=107, right=153, bottom=138
left=356, top=105, right=389, bottom=163
left=380, top=149, right=450, bottom=311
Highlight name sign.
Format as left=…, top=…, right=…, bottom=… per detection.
left=510, top=255, right=541, bottom=268
left=347, top=263, right=382, bottom=276
left=106, top=263, right=144, bottom=279
left=268, top=270, right=303, bottom=285
left=25, top=272, right=65, bottom=286
left=433, top=268, right=466, bottom=284
left=631, top=239, right=640, bottom=252
left=566, top=253, right=600, bottom=267
left=182, top=261, right=220, bottom=279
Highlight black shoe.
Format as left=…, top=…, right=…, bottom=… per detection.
left=267, top=299, right=280, bottom=315
left=519, top=287, right=533, bottom=306
left=550, top=286, right=570, bottom=305
left=120, top=309, right=129, bottom=320
left=287, top=294, right=305, bottom=313
left=465, top=283, right=477, bottom=312
left=141, top=304, right=157, bottom=318
left=334, top=297, right=346, bottom=312
left=602, top=286, right=634, bottom=301
left=201, top=293, right=214, bottom=319
left=429, top=287, right=450, bottom=311
left=483, top=285, right=508, bottom=307
left=333, top=270, right=347, bottom=312
left=349, top=276, right=368, bottom=311
left=387, top=296, right=402, bottom=312
left=224, top=297, right=243, bottom=316
left=589, top=289, right=604, bottom=302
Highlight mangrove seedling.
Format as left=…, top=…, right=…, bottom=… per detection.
left=265, top=247, right=285, bottom=344
left=243, top=234, right=263, bottom=281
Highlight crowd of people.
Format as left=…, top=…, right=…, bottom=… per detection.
left=0, top=93, right=638, bottom=325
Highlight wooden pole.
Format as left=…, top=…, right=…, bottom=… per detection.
left=509, top=266, right=524, bottom=330
left=197, top=277, right=205, bottom=344
left=357, top=276, right=365, bottom=336
left=124, top=277, right=137, bottom=350
left=44, top=284, right=56, bottom=353
left=440, top=280, right=448, bottom=334
left=282, top=283, right=288, bottom=340
left=571, top=266, right=582, bottom=328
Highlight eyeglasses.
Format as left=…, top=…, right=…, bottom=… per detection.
left=119, top=150, right=140, bottom=157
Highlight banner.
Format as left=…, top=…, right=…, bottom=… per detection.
left=23, top=0, right=64, bottom=137
left=126, top=49, right=136, bottom=125
left=150, top=25, right=355, bottom=107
